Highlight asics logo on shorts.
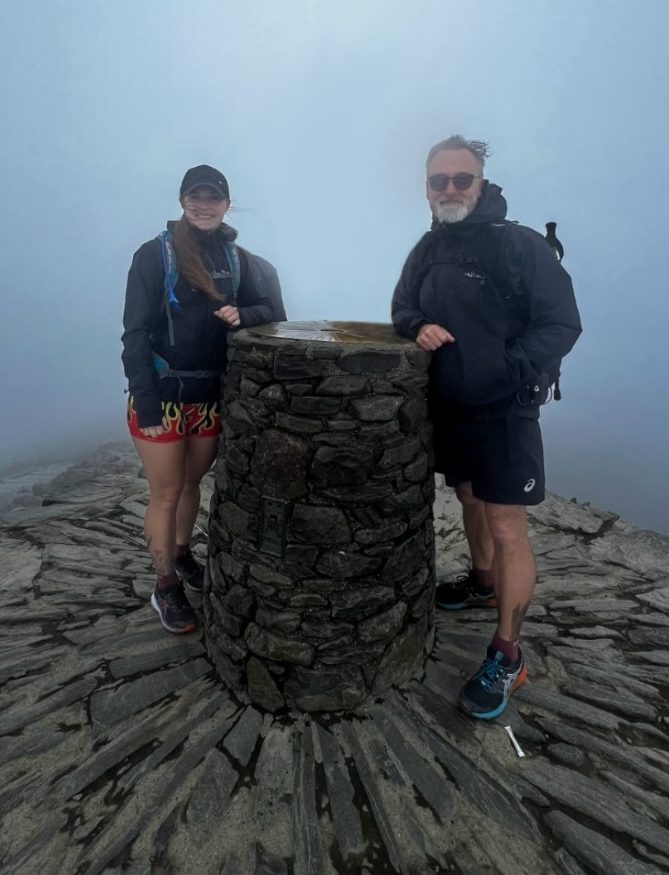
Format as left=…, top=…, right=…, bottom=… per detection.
left=523, top=478, right=536, bottom=493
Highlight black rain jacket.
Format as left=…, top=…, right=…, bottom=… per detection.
left=391, top=183, right=582, bottom=410
left=122, top=222, right=273, bottom=428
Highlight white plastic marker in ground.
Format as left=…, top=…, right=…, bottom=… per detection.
left=504, top=725, right=526, bottom=758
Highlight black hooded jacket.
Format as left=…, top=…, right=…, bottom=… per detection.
left=122, top=222, right=273, bottom=428
left=391, top=183, right=582, bottom=409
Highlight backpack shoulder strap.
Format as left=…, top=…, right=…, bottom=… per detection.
left=157, top=230, right=180, bottom=347
left=222, top=241, right=241, bottom=299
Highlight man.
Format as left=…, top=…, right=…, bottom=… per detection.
left=392, top=136, right=581, bottom=719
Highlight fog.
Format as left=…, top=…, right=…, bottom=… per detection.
left=1, top=0, right=668, bottom=533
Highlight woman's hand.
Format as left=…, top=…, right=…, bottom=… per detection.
left=139, top=417, right=169, bottom=438
left=214, top=305, right=241, bottom=327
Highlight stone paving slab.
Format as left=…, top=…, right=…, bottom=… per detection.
left=0, top=442, right=668, bottom=874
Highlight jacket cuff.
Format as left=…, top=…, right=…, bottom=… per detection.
left=135, top=397, right=164, bottom=429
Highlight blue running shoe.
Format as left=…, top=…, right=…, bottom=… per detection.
left=436, top=571, right=496, bottom=610
left=459, top=647, right=528, bottom=720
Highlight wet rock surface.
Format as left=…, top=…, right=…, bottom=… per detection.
left=0, top=442, right=667, bottom=873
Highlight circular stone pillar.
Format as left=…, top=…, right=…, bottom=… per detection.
left=204, top=321, right=436, bottom=712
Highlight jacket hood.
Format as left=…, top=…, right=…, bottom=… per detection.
left=430, top=181, right=507, bottom=232
left=165, top=219, right=238, bottom=242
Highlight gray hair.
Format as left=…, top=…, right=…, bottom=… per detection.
left=426, top=135, right=490, bottom=172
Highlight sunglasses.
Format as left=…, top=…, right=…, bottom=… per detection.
left=427, top=173, right=482, bottom=192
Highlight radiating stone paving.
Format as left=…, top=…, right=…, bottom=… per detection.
left=0, top=442, right=668, bottom=874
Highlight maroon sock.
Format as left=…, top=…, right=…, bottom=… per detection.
left=156, top=571, right=179, bottom=592
left=490, top=631, right=519, bottom=663
left=175, top=543, right=189, bottom=558
left=472, top=567, right=495, bottom=592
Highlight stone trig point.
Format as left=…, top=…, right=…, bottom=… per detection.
left=204, top=321, right=436, bottom=711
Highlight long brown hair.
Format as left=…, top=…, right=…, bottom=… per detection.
left=172, top=216, right=225, bottom=304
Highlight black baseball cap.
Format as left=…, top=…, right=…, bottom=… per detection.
left=179, top=165, right=230, bottom=199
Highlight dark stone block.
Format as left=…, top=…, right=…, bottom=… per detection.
left=249, top=563, right=294, bottom=589
left=379, top=484, right=424, bottom=514
left=399, top=396, right=429, bottom=433
left=255, top=607, right=301, bottom=634
left=274, top=412, right=323, bottom=434
left=310, top=445, right=375, bottom=488
left=218, top=607, right=246, bottom=637
left=225, top=443, right=250, bottom=475
left=359, top=602, right=407, bottom=643
left=223, top=584, right=256, bottom=617
left=300, top=620, right=354, bottom=640
left=281, top=544, right=319, bottom=577
left=251, top=429, right=310, bottom=499
left=316, top=375, right=368, bottom=396
left=290, top=395, right=341, bottom=416
left=257, top=384, right=287, bottom=408
left=319, top=482, right=393, bottom=505
left=245, top=623, right=315, bottom=666
left=288, top=593, right=329, bottom=608
left=289, top=504, right=351, bottom=543
left=247, top=657, right=285, bottom=712
left=284, top=665, right=366, bottom=711
left=219, top=501, right=255, bottom=541
left=351, top=396, right=403, bottom=422
left=373, top=615, right=430, bottom=693
left=355, top=519, right=408, bottom=545
left=404, top=453, right=429, bottom=483
left=274, top=352, right=327, bottom=379
left=338, top=350, right=401, bottom=374
left=383, top=531, right=428, bottom=583
left=378, top=439, right=421, bottom=469
left=331, top=585, right=396, bottom=619
left=357, top=421, right=400, bottom=439
left=316, top=549, right=382, bottom=579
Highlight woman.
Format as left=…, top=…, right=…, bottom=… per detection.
left=122, top=164, right=273, bottom=634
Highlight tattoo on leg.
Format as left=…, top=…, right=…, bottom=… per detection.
left=511, top=603, right=530, bottom=641
left=146, top=535, right=172, bottom=576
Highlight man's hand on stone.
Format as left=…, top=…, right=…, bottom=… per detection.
left=416, top=324, right=455, bottom=352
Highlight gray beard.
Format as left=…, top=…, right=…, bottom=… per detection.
left=434, top=201, right=471, bottom=224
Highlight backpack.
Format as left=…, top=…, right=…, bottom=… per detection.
left=413, top=220, right=563, bottom=404
left=157, top=230, right=286, bottom=347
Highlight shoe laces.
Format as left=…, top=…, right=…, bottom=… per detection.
left=475, top=655, right=507, bottom=689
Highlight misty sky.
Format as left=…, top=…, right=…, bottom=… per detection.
left=1, top=0, right=668, bottom=533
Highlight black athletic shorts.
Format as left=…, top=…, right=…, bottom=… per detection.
left=432, top=405, right=545, bottom=506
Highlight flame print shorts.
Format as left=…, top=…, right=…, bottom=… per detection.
left=127, top=397, right=222, bottom=443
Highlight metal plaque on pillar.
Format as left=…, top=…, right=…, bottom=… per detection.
left=258, top=497, right=289, bottom=558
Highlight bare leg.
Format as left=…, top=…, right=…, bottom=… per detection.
left=132, top=438, right=186, bottom=575
left=455, top=482, right=494, bottom=571
left=175, top=435, right=219, bottom=546
left=484, top=503, right=535, bottom=641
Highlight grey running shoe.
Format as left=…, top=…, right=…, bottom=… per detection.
left=151, top=583, right=197, bottom=634
left=436, top=570, right=496, bottom=610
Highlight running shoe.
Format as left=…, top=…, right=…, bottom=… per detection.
left=436, top=570, right=496, bottom=610
left=174, top=548, right=205, bottom=594
left=151, top=583, right=198, bottom=634
left=459, top=647, right=528, bottom=720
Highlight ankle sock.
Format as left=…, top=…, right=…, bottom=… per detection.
left=157, top=572, right=179, bottom=592
left=472, top=567, right=495, bottom=593
left=490, top=631, right=519, bottom=663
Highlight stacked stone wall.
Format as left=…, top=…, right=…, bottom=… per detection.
left=204, top=323, right=435, bottom=711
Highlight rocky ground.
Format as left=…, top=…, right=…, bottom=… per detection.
left=0, top=442, right=668, bottom=874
